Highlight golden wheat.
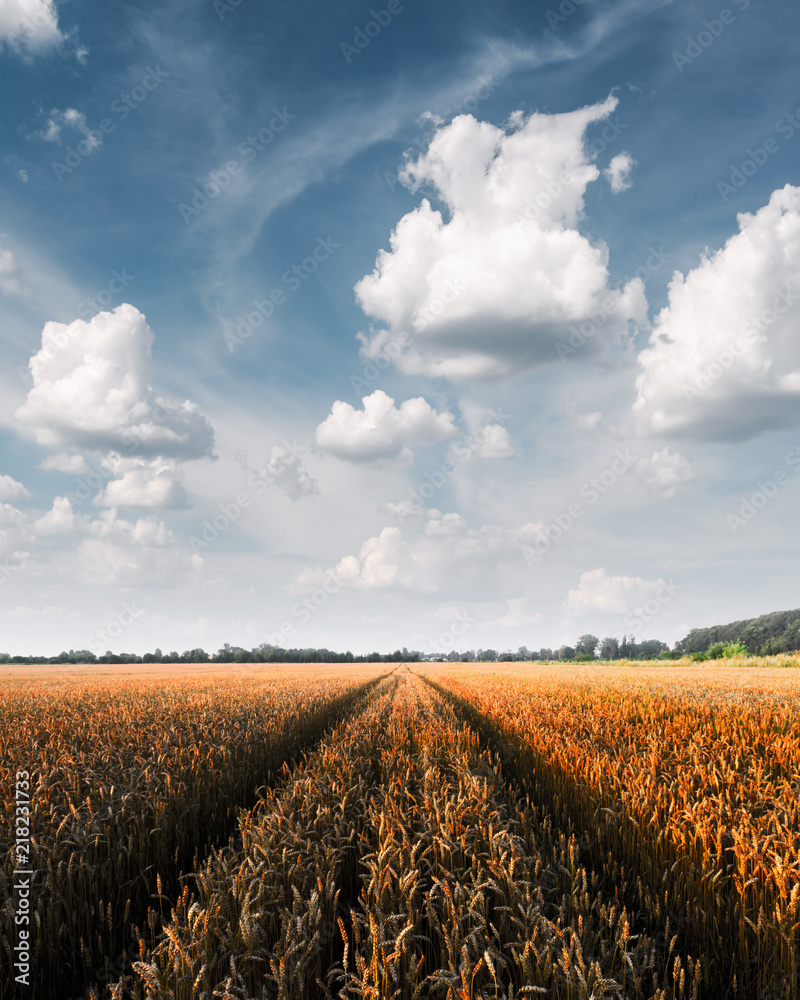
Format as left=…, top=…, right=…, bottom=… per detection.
left=429, top=662, right=800, bottom=999
left=0, top=666, right=381, bottom=1000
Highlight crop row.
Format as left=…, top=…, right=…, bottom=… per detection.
left=0, top=669, right=382, bottom=1000
left=428, top=664, right=800, bottom=999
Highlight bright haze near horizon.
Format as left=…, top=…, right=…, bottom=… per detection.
left=0, top=0, right=799, bottom=657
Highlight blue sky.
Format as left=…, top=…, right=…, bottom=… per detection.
left=1, top=0, right=799, bottom=656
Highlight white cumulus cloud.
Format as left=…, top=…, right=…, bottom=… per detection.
left=38, top=108, right=102, bottom=149
left=637, top=448, right=695, bottom=498
left=604, top=152, right=634, bottom=192
left=93, top=458, right=189, bottom=510
left=0, top=474, right=30, bottom=502
left=354, top=96, right=647, bottom=379
left=261, top=445, right=319, bottom=500
left=562, top=567, right=667, bottom=616
left=16, top=304, right=215, bottom=460
left=634, top=185, right=800, bottom=441
left=40, top=453, right=90, bottom=474
left=0, top=247, right=27, bottom=295
left=470, top=423, right=515, bottom=459
left=30, top=496, right=198, bottom=585
left=305, top=514, right=543, bottom=593
left=314, top=390, right=457, bottom=463
left=33, top=495, right=83, bottom=535
left=0, top=0, right=62, bottom=55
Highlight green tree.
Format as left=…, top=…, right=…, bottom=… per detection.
left=599, top=636, right=619, bottom=660
left=575, top=634, right=599, bottom=658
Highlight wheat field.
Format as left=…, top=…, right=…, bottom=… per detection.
left=1, top=661, right=798, bottom=999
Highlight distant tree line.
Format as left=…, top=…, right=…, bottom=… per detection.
left=676, top=607, right=800, bottom=656
left=0, top=637, right=677, bottom=666
left=4, top=610, right=799, bottom=664
left=0, top=644, right=424, bottom=665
